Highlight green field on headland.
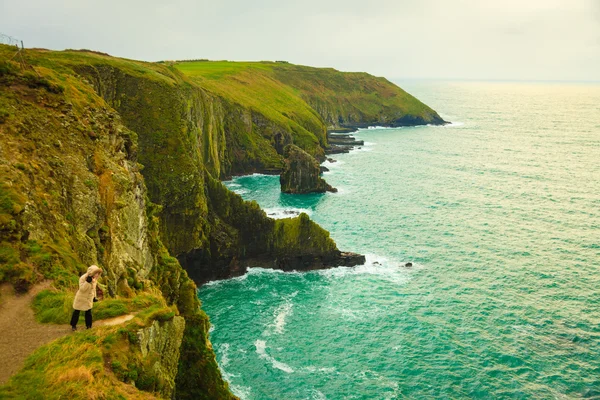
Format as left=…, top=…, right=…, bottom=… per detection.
left=0, top=44, right=444, bottom=399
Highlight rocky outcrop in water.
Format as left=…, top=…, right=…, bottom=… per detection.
left=326, top=132, right=364, bottom=154
left=280, top=145, right=337, bottom=194
left=0, top=44, right=448, bottom=399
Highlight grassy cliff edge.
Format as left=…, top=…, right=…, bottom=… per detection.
left=0, top=45, right=444, bottom=399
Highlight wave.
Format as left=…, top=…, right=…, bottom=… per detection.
left=204, top=254, right=421, bottom=287
left=264, top=291, right=298, bottom=336
left=349, top=145, right=374, bottom=153
left=429, top=121, right=465, bottom=128
left=272, top=301, right=293, bottom=335
left=264, top=207, right=312, bottom=219
left=322, top=159, right=345, bottom=167
left=359, top=126, right=396, bottom=130
left=214, top=343, right=253, bottom=400
left=314, top=254, right=418, bottom=285
left=218, top=343, right=231, bottom=366
left=255, top=339, right=295, bottom=373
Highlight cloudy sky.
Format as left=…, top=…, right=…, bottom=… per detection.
left=1, top=0, right=599, bottom=81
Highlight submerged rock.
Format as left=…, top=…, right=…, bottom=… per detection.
left=280, top=145, right=337, bottom=193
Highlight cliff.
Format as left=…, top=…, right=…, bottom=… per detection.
left=176, top=60, right=446, bottom=132
left=0, top=45, right=443, bottom=399
left=280, top=145, right=336, bottom=194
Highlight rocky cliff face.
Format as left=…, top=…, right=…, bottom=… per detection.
left=72, top=61, right=362, bottom=283
left=0, top=48, right=235, bottom=399
left=1, top=45, right=445, bottom=399
left=280, top=145, right=336, bottom=194
left=137, top=316, right=186, bottom=399
left=271, top=65, right=447, bottom=129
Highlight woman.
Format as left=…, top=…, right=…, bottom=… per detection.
left=70, top=265, right=102, bottom=331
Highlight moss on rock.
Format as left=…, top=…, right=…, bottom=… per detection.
left=280, top=144, right=336, bottom=194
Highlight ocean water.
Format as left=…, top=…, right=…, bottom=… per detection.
left=198, top=81, right=600, bottom=399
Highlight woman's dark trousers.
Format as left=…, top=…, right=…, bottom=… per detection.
left=70, top=309, right=92, bottom=329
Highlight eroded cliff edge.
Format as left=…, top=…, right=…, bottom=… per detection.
left=0, top=46, right=445, bottom=399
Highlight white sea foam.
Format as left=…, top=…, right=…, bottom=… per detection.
left=349, top=145, right=373, bottom=153
left=315, top=254, right=415, bottom=285
left=363, top=125, right=395, bottom=130
left=214, top=344, right=252, bottom=400
left=264, top=207, right=312, bottom=219
left=302, top=366, right=337, bottom=374
left=308, top=389, right=327, bottom=400
left=229, top=384, right=252, bottom=400
left=249, top=173, right=273, bottom=177
left=429, top=121, right=464, bottom=128
left=233, top=188, right=249, bottom=195
left=273, top=302, right=293, bottom=334
left=219, top=343, right=231, bottom=366
left=255, top=339, right=295, bottom=373
left=322, top=159, right=344, bottom=167
left=226, top=182, right=242, bottom=188
left=203, top=272, right=249, bottom=286
left=205, top=254, right=419, bottom=287
left=330, top=186, right=348, bottom=195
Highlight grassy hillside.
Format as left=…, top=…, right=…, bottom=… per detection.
left=175, top=61, right=326, bottom=157
left=0, top=45, right=443, bottom=399
left=175, top=60, right=446, bottom=130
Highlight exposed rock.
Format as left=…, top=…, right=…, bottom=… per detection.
left=242, top=251, right=366, bottom=272
left=325, top=145, right=353, bottom=155
left=326, top=132, right=364, bottom=153
left=280, top=145, right=337, bottom=194
left=405, top=262, right=413, bottom=267
left=320, top=166, right=329, bottom=174
left=137, top=316, right=186, bottom=399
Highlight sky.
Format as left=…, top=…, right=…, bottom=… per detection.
left=1, top=0, right=599, bottom=81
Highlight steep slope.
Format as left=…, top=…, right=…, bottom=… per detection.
left=0, top=45, right=444, bottom=399
left=272, top=63, right=446, bottom=128
left=0, top=46, right=235, bottom=399
left=175, top=60, right=446, bottom=133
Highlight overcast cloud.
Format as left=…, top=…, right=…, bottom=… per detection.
left=1, top=0, right=598, bottom=81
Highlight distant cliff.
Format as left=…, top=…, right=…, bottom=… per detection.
left=0, top=45, right=444, bottom=399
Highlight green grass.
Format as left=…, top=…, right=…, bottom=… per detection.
left=32, top=290, right=164, bottom=325
left=175, top=61, right=326, bottom=156
left=175, top=59, right=443, bottom=134
left=175, top=60, right=275, bottom=79
left=0, top=322, right=164, bottom=399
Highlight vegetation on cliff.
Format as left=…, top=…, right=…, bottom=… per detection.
left=0, top=45, right=235, bottom=399
left=0, top=44, right=444, bottom=399
left=175, top=60, right=446, bottom=131
left=280, top=144, right=336, bottom=194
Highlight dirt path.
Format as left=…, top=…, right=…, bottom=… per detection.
left=0, top=283, right=135, bottom=385
left=0, top=282, right=67, bottom=385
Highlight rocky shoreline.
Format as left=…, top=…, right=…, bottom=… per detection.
left=326, top=131, right=365, bottom=154
left=183, top=251, right=367, bottom=286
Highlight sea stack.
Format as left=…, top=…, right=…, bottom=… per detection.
left=280, top=145, right=337, bottom=194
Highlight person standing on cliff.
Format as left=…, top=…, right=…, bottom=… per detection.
left=70, top=265, right=102, bottom=331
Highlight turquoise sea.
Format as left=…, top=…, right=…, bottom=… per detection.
left=198, top=81, right=600, bottom=399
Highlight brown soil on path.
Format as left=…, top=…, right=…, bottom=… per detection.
left=0, top=282, right=68, bottom=385
left=96, top=313, right=135, bottom=327
left=0, top=282, right=137, bottom=386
